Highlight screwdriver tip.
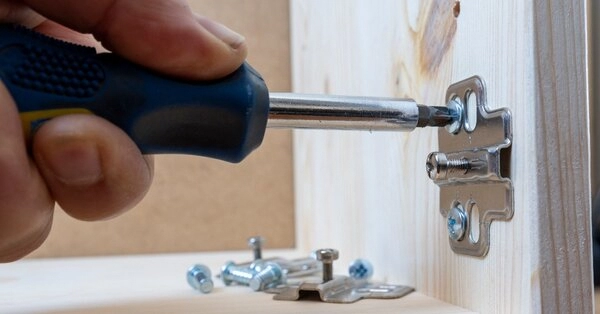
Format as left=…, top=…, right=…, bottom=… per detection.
left=417, top=104, right=460, bottom=128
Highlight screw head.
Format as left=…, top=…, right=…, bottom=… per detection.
left=426, top=152, right=449, bottom=180
left=314, top=248, right=339, bottom=263
left=249, top=262, right=284, bottom=291
left=348, top=258, right=374, bottom=280
left=447, top=205, right=467, bottom=241
left=187, top=264, right=214, bottom=294
left=247, top=236, right=265, bottom=249
left=445, top=98, right=464, bottom=134
left=220, top=261, right=236, bottom=286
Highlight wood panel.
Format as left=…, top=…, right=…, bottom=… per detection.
left=291, top=0, right=592, bottom=313
left=592, top=0, right=600, bottom=194
left=29, top=0, right=295, bottom=258
left=0, top=253, right=475, bottom=313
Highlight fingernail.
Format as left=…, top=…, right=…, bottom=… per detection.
left=42, top=140, right=103, bottom=186
left=198, top=17, right=246, bottom=49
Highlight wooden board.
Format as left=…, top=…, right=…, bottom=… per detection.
left=29, top=0, right=295, bottom=258
left=592, top=0, right=600, bottom=193
left=290, top=0, right=592, bottom=313
left=0, top=252, right=475, bottom=314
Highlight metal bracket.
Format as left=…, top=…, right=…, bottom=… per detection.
left=268, top=276, right=414, bottom=304
left=426, top=76, right=513, bottom=257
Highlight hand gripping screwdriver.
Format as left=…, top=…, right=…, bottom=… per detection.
left=0, top=24, right=458, bottom=163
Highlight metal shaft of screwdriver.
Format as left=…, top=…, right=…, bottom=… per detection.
left=267, top=93, right=455, bottom=131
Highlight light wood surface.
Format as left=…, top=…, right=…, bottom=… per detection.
left=0, top=252, right=475, bottom=313
left=591, top=0, right=600, bottom=193
left=532, top=1, right=591, bottom=312
left=29, top=0, right=295, bottom=258
left=291, top=0, right=592, bottom=313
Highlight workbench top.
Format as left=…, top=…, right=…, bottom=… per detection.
left=0, top=251, right=473, bottom=313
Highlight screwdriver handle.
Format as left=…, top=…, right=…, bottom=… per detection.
left=0, top=24, right=270, bottom=163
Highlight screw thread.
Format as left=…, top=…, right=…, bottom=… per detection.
left=447, top=158, right=470, bottom=169
left=222, top=265, right=256, bottom=286
left=247, top=236, right=264, bottom=261
left=249, top=263, right=283, bottom=291
left=187, top=264, right=214, bottom=293
left=322, top=263, right=334, bottom=282
left=446, top=158, right=471, bottom=175
left=252, top=248, right=262, bottom=260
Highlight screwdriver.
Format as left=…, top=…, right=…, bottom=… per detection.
left=0, top=24, right=457, bottom=163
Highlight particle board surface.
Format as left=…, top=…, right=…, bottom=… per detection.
left=29, top=0, right=294, bottom=258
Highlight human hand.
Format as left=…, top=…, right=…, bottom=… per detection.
left=0, top=0, right=247, bottom=262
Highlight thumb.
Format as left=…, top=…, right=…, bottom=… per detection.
left=22, top=0, right=247, bottom=80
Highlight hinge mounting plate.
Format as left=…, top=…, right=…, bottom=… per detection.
left=426, top=76, right=513, bottom=257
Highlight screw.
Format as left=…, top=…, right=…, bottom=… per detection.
left=426, top=152, right=471, bottom=181
left=221, top=261, right=256, bottom=286
left=248, top=236, right=265, bottom=260
left=447, top=204, right=468, bottom=241
left=348, top=259, right=374, bottom=280
left=249, top=262, right=284, bottom=291
left=186, top=264, right=214, bottom=294
left=314, top=248, right=339, bottom=282
left=445, top=98, right=464, bottom=134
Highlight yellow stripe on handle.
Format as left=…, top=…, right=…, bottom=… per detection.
left=20, top=109, right=93, bottom=137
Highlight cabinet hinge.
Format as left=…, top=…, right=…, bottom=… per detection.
left=426, top=76, right=513, bottom=257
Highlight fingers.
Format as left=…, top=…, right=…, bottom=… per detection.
left=0, top=83, right=54, bottom=262
left=20, top=0, right=248, bottom=80
left=32, top=114, right=154, bottom=221
left=0, top=0, right=44, bottom=27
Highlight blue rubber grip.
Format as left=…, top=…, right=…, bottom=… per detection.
left=0, top=24, right=270, bottom=163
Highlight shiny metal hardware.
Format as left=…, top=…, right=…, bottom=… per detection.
left=348, top=259, right=374, bottom=280
left=249, top=262, right=284, bottom=291
left=446, top=204, right=467, bottom=241
left=186, top=264, right=214, bottom=294
left=444, top=98, right=464, bottom=134
left=267, top=249, right=413, bottom=303
left=271, top=277, right=414, bottom=304
left=253, top=257, right=322, bottom=278
left=426, top=76, right=513, bottom=257
left=268, top=93, right=455, bottom=131
left=247, top=236, right=265, bottom=260
left=217, top=236, right=322, bottom=287
left=314, top=249, right=339, bottom=282
left=221, top=261, right=256, bottom=286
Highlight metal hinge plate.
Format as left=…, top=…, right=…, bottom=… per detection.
left=426, top=76, right=513, bottom=257
left=269, top=276, right=414, bottom=303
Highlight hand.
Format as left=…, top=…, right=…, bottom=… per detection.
left=0, top=0, right=248, bottom=262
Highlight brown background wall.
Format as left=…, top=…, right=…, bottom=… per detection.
left=29, top=0, right=295, bottom=258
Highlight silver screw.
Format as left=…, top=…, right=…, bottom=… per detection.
left=426, top=152, right=471, bottom=181
left=445, top=98, right=464, bottom=134
left=348, top=258, right=374, bottom=280
left=249, top=262, right=284, bottom=291
left=186, top=264, right=214, bottom=294
left=248, top=236, right=265, bottom=260
left=221, top=261, right=256, bottom=286
left=314, top=248, right=339, bottom=282
left=447, top=204, right=468, bottom=241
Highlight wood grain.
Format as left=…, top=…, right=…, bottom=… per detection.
left=291, top=0, right=592, bottom=313
left=29, top=0, right=295, bottom=258
left=0, top=253, right=475, bottom=313
left=533, top=1, right=592, bottom=312
left=592, top=0, right=600, bottom=193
